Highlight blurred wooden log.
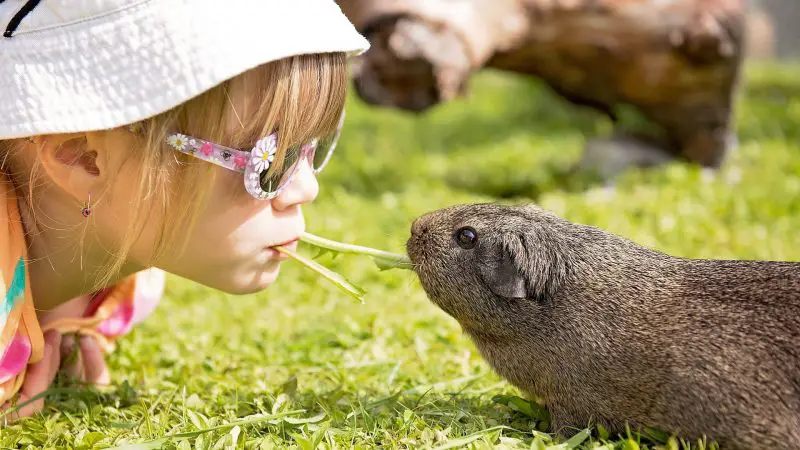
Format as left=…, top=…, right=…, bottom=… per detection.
left=338, top=0, right=748, bottom=170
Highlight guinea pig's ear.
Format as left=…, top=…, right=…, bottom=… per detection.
left=477, top=231, right=569, bottom=301
left=476, top=234, right=529, bottom=299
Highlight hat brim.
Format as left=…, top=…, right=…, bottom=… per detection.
left=0, top=0, right=370, bottom=138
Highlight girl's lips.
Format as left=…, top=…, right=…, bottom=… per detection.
left=269, top=238, right=298, bottom=260
left=274, top=238, right=298, bottom=249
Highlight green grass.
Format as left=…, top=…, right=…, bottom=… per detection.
left=3, top=61, right=800, bottom=449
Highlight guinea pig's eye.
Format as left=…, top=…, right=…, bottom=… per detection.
left=454, top=226, right=478, bottom=249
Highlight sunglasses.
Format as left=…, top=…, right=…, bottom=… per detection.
left=163, top=112, right=345, bottom=200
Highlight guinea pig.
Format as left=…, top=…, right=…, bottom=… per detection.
left=406, top=202, right=800, bottom=449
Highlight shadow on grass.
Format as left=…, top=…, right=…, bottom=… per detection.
left=19, top=379, right=142, bottom=425
left=347, top=72, right=608, bottom=155
left=308, top=386, right=547, bottom=445
left=330, top=62, right=800, bottom=200
left=443, top=160, right=612, bottom=201
left=329, top=73, right=664, bottom=199
left=304, top=387, right=696, bottom=449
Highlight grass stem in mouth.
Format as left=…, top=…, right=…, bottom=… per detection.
left=299, top=232, right=412, bottom=271
left=273, top=245, right=366, bottom=303
left=273, top=233, right=411, bottom=303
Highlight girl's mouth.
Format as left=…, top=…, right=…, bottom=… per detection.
left=269, top=238, right=298, bottom=260
left=269, top=232, right=412, bottom=304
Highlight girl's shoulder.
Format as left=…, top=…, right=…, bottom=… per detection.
left=0, top=177, right=45, bottom=405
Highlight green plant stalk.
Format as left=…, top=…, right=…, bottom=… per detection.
left=273, top=245, right=366, bottom=303
left=300, top=232, right=413, bottom=270
left=107, top=410, right=306, bottom=450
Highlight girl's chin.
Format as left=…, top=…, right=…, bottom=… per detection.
left=204, top=262, right=284, bottom=295
left=255, top=263, right=282, bottom=289
left=244, top=263, right=283, bottom=293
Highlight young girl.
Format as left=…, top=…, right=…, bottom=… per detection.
left=0, top=0, right=368, bottom=419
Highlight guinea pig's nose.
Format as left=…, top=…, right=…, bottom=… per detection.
left=407, top=215, right=431, bottom=264
left=410, top=215, right=430, bottom=237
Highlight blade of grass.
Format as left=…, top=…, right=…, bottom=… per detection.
left=345, top=373, right=486, bottom=420
left=299, top=232, right=412, bottom=271
left=274, top=245, right=366, bottom=303
left=0, top=386, right=91, bottom=420
left=429, top=426, right=513, bottom=450
left=562, top=428, right=592, bottom=449
left=107, top=410, right=305, bottom=450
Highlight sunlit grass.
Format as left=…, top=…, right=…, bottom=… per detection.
left=2, top=61, right=798, bottom=449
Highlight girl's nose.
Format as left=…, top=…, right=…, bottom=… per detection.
left=271, top=159, right=319, bottom=211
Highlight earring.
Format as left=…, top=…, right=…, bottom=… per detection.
left=81, top=192, right=92, bottom=218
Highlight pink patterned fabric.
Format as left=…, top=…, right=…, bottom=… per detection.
left=0, top=333, right=31, bottom=384
left=129, top=268, right=165, bottom=326
left=85, top=268, right=165, bottom=338
left=0, top=268, right=165, bottom=385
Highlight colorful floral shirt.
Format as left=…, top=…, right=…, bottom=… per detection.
left=0, top=178, right=163, bottom=405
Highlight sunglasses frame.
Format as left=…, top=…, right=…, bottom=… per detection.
left=164, top=111, right=345, bottom=200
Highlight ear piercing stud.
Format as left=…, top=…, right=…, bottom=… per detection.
left=82, top=192, right=92, bottom=218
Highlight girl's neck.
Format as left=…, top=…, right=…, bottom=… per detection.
left=13, top=182, right=138, bottom=312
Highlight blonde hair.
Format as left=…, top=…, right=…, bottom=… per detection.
left=2, top=51, right=348, bottom=290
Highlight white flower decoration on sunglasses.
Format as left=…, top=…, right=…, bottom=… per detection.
left=168, top=133, right=189, bottom=152
left=251, top=135, right=277, bottom=173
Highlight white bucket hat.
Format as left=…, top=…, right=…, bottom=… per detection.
left=0, top=0, right=370, bottom=139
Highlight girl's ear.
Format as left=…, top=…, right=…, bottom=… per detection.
left=37, top=132, right=110, bottom=201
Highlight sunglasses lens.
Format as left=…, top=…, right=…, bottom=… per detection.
left=310, top=137, right=332, bottom=172
left=251, top=111, right=344, bottom=198
left=312, top=127, right=342, bottom=173
left=259, top=146, right=302, bottom=194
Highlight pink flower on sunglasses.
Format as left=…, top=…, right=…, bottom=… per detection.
left=234, top=154, right=246, bottom=170
left=200, top=142, right=213, bottom=157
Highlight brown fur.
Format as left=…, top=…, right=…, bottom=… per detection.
left=406, top=202, right=800, bottom=449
